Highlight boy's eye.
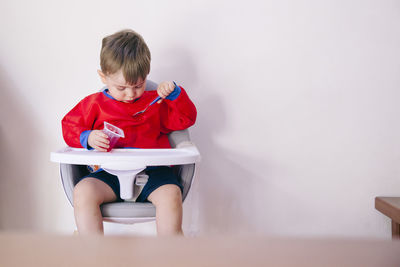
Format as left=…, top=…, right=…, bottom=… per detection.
left=135, top=83, right=145, bottom=89
left=117, top=87, right=125, bottom=90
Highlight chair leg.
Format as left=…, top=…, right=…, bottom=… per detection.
left=391, top=221, right=400, bottom=240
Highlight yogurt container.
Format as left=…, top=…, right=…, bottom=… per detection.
left=102, top=121, right=125, bottom=151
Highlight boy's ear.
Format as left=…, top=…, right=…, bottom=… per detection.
left=97, top=70, right=107, bottom=84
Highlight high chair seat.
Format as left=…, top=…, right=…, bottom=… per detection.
left=56, top=129, right=198, bottom=224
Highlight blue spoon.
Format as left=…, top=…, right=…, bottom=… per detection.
left=132, top=96, right=161, bottom=117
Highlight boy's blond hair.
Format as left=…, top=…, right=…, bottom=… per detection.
left=100, top=29, right=151, bottom=84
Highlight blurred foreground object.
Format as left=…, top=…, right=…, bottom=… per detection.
left=0, top=233, right=399, bottom=267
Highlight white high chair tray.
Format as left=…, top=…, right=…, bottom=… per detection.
left=50, top=146, right=200, bottom=166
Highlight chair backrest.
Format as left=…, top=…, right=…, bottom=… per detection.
left=145, top=80, right=158, bottom=91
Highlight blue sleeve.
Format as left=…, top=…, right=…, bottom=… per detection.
left=80, top=130, right=94, bottom=150
left=165, top=81, right=181, bottom=101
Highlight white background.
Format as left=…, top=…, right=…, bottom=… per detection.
left=0, top=0, right=399, bottom=238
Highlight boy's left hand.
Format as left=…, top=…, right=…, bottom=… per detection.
left=157, top=81, right=175, bottom=103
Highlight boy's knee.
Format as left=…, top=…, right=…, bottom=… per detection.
left=149, top=184, right=182, bottom=207
left=73, top=179, right=103, bottom=207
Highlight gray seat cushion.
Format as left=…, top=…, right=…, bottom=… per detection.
left=101, top=202, right=156, bottom=218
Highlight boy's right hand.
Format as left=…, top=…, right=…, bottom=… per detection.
left=88, top=130, right=110, bottom=151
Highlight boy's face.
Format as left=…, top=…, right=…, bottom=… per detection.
left=98, top=70, right=146, bottom=103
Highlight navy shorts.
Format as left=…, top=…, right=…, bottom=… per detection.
left=79, top=166, right=183, bottom=202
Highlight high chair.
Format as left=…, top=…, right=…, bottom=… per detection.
left=51, top=81, right=200, bottom=224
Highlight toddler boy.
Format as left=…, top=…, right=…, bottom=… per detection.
left=62, top=29, right=197, bottom=236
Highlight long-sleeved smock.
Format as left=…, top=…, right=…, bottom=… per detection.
left=62, top=85, right=197, bottom=149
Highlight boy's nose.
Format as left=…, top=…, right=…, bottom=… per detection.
left=126, top=89, right=135, bottom=97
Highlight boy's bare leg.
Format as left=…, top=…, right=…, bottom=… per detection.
left=148, top=184, right=184, bottom=236
left=73, top=178, right=117, bottom=235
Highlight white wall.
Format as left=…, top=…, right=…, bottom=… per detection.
left=0, top=0, right=399, bottom=238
